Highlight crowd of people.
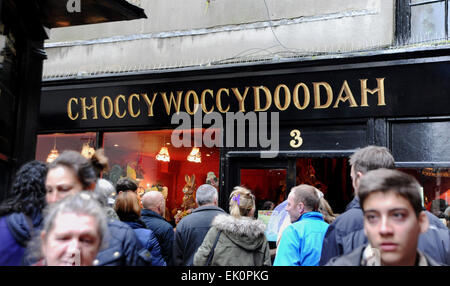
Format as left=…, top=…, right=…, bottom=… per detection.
left=0, top=146, right=448, bottom=266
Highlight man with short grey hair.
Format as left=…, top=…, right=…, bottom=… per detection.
left=173, top=184, right=225, bottom=266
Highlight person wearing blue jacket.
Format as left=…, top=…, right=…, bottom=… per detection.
left=274, top=184, right=329, bottom=266
left=114, top=190, right=166, bottom=266
left=0, top=161, right=47, bottom=266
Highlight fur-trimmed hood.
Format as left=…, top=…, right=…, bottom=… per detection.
left=211, top=214, right=267, bottom=251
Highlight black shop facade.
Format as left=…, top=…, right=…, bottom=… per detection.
left=37, top=47, right=450, bottom=227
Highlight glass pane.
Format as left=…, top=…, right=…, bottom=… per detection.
left=411, top=2, right=446, bottom=42
left=35, top=133, right=97, bottom=163
left=296, top=158, right=353, bottom=215
left=102, top=129, right=220, bottom=225
left=399, top=167, right=449, bottom=225
left=240, top=168, right=287, bottom=208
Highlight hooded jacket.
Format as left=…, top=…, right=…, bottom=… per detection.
left=0, top=210, right=42, bottom=266
left=122, top=219, right=166, bottom=266
left=193, top=214, right=271, bottom=266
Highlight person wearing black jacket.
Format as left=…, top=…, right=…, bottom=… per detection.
left=326, top=169, right=445, bottom=266
left=173, top=184, right=226, bottom=266
left=141, top=191, right=174, bottom=266
left=320, top=146, right=450, bottom=265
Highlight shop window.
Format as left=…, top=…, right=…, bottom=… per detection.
left=240, top=169, right=287, bottom=210
left=397, top=0, right=449, bottom=44
left=102, top=129, right=220, bottom=225
left=398, top=167, right=449, bottom=224
left=36, top=133, right=97, bottom=163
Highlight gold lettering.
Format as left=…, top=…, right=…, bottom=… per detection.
left=141, top=93, right=157, bottom=117
left=231, top=87, right=250, bottom=112
left=293, top=83, right=310, bottom=110
left=201, top=89, right=214, bottom=114
left=274, top=84, right=291, bottom=111
left=313, top=82, right=333, bottom=109
left=100, top=96, right=113, bottom=119
left=67, top=98, right=79, bottom=120
left=184, top=90, right=199, bottom=115
left=333, top=80, right=358, bottom=108
left=114, top=95, right=127, bottom=118
left=253, top=86, right=272, bottom=112
left=216, top=88, right=230, bottom=113
left=128, top=94, right=141, bottom=118
left=360, top=78, right=386, bottom=107
left=80, top=97, right=98, bottom=120
left=161, top=91, right=183, bottom=115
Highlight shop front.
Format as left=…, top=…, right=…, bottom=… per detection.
left=37, top=47, right=450, bottom=225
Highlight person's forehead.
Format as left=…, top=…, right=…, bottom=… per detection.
left=52, top=213, right=98, bottom=234
left=363, top=191, right=414, bottom=211
left=47, top=165, right=77, bottom=181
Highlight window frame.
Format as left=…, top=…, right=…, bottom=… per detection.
left=396, top=0, right=449, bottom=44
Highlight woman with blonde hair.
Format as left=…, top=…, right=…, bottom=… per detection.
left=193, top=186, right=271, bottom=266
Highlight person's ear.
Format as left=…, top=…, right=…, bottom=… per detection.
left=354, top=171, right=363, bottom=188
left=418, top=211, right=429, bottom=234
left=298, top=202, right=305, bottom=213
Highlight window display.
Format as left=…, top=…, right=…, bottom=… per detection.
left=36, top=133, right=97, bottom=163
left=102, top=129, right=220, bottom=225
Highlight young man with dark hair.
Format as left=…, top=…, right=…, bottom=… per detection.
left=326, top=169, right=443, bottom=266
left=320, top=145, right=395, bottom=265
left=320, top=145, right=450, bottom=265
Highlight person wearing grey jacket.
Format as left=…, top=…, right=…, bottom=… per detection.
left=173, top=184, right=225, bottom=266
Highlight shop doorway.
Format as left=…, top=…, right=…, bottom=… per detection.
left=226, top=157, right=353, bottom=215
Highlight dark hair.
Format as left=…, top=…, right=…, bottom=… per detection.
left=358, top=169, right=423, bottom=217
left=0, top=161, right=47, bottom=216
left=349, top=145, right=395, bottom=175
left=115, top=177, right=138, bottom=193
left=48, top=150, right=97, bottom=189
left=290, top=184, right=320, bottom=211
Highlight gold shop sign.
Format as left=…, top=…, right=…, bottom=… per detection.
left=66, top=78, right=386, bottom=121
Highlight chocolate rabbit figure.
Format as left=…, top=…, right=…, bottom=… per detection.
left=181, top=174, right=196, bottom=211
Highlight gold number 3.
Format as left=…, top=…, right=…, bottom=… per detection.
left=290, top=129, right=303, bottom=148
